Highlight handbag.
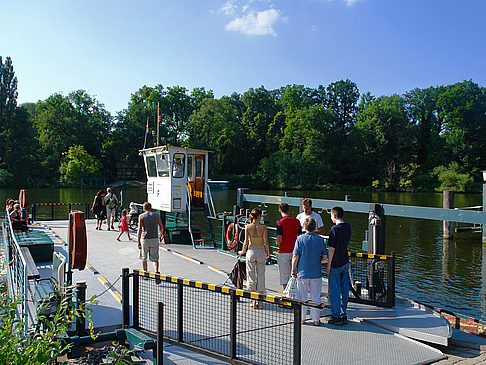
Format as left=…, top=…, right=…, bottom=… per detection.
left=283, top=276, right=298, bottom=298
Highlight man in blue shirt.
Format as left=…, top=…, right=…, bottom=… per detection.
left=326, top=206, right=352, bottom=325
left=291, top=217, right=328, bottom=326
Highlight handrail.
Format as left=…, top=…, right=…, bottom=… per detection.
left=205, top=182, right=216, bottom=218
left=185, top=184, right=195, bottom=248
left=2, top=213, right=29, bottom=329
left=243, top=193, right=486, bottom=225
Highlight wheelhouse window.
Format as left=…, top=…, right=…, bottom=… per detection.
left=145, top=156, right=157, bottom=177
left=187, top=156, right=193, bottom=181
left=156, top=153, right=169, bottom=177
left=172, top=153, right=185, bottom=178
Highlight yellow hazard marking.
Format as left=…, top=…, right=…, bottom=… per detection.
left=368, top=254, right=375, bottom=258
left=380, top=256, right=387, bottom=260
left=195, top=282, right=203, bottom=288
left=171, top=277, right=178, bottom=283
left=208, top=284, right=216, bottom=291
left=265, top=295, right=275, bottom=303
left=161, top=274, right=167, bottom=281
left=112, top=291, right=122, bottom=302
left=250, top=292, right=259, bottom=299
left=183, top=279, right=190, bottom=286
left=86, top=263, right=92, bottom=269
left=98, top=276, right=108, bottom=285
left=235, top=289, right=244, bottom=296
left=149, top=272, right=156, bottom=279
left=222, top=287, right=230, bottom=294
left=356, top=253, right=363, bottom=257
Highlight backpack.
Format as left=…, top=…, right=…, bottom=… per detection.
left=108, top=194, right=117, bottom=210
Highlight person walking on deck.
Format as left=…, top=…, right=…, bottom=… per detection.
left=326, top=206, right=352, bottom=326
left=238, top=208, right=270, bottom=308
left=137, top=202, right=164, bottom=273
left=296, top=198, right=325, bottom=234
left=117, top=209, right=131, bottom=241
left=92, top=190, right=106, bottom=230
left=104, top=187, right=119, bottom=230
left=276, top=203, right=301, bottom=290
left=291, top=217, right=328, bottom=326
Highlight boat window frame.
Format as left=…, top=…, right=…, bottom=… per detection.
left=145, top=155, right=157, bottom=178
left=172, top=153, right=185, bottom=179
left=156, top=153, right=170, bottom=177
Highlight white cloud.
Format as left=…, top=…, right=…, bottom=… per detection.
left=225, top=8, right=280, bottom=36
left=221, top=0, right=237, bottom=16
left=344, top=0, right=361, bottom=6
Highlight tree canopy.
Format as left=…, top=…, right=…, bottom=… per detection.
left=1, top=56, right=485, bottom=192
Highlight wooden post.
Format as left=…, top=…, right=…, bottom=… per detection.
left=443, top=190, right=455, bottom=239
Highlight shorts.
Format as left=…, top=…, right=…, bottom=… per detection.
left=278, top=253, right=293, bottom=285
left=139, top=238, right=159, bottom=262
left=107, top=208, right=116, bottom=220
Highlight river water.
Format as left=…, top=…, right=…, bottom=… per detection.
left=2, top=187, right=485, bottom=320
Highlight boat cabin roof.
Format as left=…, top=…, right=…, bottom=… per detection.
left=139, top=145, right=213, bottom=155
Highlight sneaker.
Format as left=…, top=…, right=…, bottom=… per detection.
left=342, top=316, right=348, bottom=324
left=111, top=225, right=115, bottom=230
left=313, top=321, right=321, bottom=326
left=107, top=228, right=110, bottom=231
left=327, top=316, right=344, bottom=326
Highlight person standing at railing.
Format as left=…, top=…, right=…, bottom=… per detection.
left=296, top=198, right=325, bottom=235
left=238, top=208, right=270, bottom=309
left=291, top=217, right=328, bottom=326
left=276, top=203, right=302, bottom=290
left=326, top=206, right=351, bottom=326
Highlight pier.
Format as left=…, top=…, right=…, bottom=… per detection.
left=5, top=216, right=486, bottom=364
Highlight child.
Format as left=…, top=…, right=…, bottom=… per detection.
left=117, top=209, right=131, bottom=241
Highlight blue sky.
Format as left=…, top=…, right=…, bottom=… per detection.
left=2, top=0, right=485, bottom=114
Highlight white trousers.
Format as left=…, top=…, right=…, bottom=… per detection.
left=297, top=278, right=322, bottom=322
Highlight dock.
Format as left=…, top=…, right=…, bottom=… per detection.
left=10, top=219, right=486, bottom=364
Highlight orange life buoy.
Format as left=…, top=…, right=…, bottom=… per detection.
left=226, top=222, right=239, bottom=249
left=69, top=210, right=87, bottom=270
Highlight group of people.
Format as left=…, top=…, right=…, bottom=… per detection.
left=5, top=198, right=29, bottom=232
left=239, top=198, right=351, bottom=327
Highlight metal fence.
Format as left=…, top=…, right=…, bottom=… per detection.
left=122, top=269, right=306, bottom=365
left=346, top=252, right=395, bottom=308
left=1, top=217, right=29, bottom=328
left=31, top=203, right=91, bottom=221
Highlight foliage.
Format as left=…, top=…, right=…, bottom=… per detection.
left=0, top=168, right=13, bottom=186
left=3, top=55, right=486, bottom=191
left=433, top=162, right=474, bottom=192
left=59, top=145, right=102, bottom=184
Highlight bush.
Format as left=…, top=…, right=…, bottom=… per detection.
left=59, top=145, right=102, bottom=185
left=0, top=168, right=13, bottom=187
left=433, top=162, right=474, bottom=192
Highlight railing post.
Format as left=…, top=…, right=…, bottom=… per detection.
left=122, top=267, right=130, bottom=328
left=388, top=252, right=396, bottom=307
left=177, top=282, right=183, bottom=343
left=157, top=302, right=164, bottom=364
left=236, top=188, right=250, bottom=209
left=293, top=303, right=302, bottom=365
left=31, top=203, right=36, bottom=222
left=75, top=281, right=87, bottom=335
left=132, top=271, right=140, bottom=329
left=230, top=291, right=237, bottom=360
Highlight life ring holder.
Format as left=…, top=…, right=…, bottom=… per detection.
left=226, top=222, right=240, bottom=249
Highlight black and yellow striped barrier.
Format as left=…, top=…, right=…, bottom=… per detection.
left=134, top=269, right=322, bottom=309
left=31, top=202, right=91, bottom=221
left=34, top=202, right=89, bottom=206
left=348, top=251, right=393, bottom=260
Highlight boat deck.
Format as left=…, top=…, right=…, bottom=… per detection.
left=24, top=220, right=485, bottom=364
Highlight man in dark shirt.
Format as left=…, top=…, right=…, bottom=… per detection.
left=276, top=203, right=302, bottom=289
left=326, top=206, right=351, bottom=325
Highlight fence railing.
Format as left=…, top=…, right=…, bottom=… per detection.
left=1, top=216, right=29, bottom=328
left=31, top=203, right=91, bottom=221
left=345, top=251, right=395, bottom=308
left=122, top=269, right=313, bottom=365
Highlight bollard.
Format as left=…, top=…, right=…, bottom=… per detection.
left=75, top=281, right=87, bottom=335
left=157, top=302, right=164, bottom=364
left=122, top=268, right=130, bottom=328
left=443, top=190, right=455, bottom=239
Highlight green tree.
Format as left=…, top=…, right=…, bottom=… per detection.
left=59, top=145, right=102, bottom=184
left=437, top=80, right=486, bottom=171
left=355, top=94, right=414, bottom=189
left=433, top=162, right=473, bottom=192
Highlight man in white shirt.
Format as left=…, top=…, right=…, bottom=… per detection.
left=296, top=198, right=325, bottom=235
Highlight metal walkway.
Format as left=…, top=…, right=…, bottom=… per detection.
left=32, top=219, right=452, bottom=364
